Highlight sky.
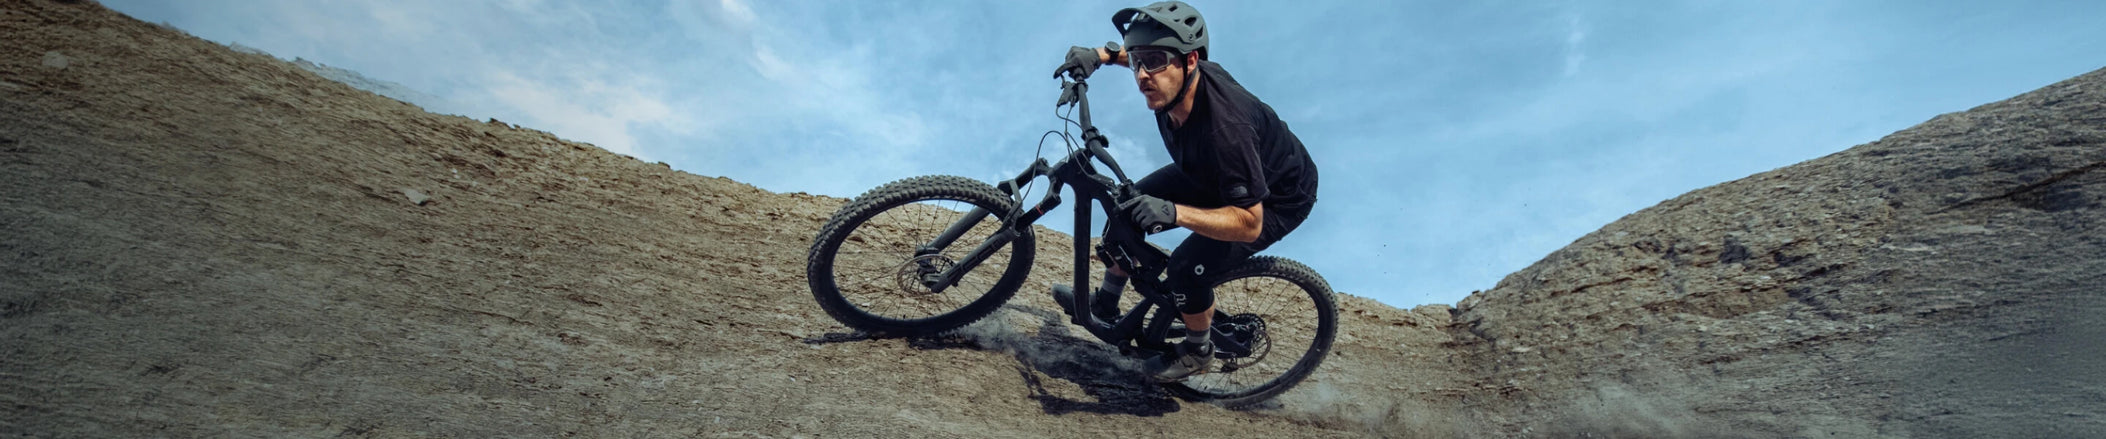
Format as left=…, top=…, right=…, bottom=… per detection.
left=102, top=0, right=2106, bottom=309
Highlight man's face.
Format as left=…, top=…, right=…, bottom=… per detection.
left=1131, top=49, right=1191, bottom=111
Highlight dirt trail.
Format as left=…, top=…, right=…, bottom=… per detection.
left=4, top=1, right=2100, bottom=437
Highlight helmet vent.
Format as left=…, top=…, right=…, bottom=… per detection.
left=1112, top=1, right=1207, bottom=56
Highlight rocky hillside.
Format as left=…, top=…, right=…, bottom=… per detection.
left=4, top=1, right=2099, bottom=437
left=1444, top=63, right=2105, bottom=437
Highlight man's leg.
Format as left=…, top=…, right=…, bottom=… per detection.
left=1163, top=201, right=1306, bottom=346
left=1148, top=232, right=1256, bottom=380
left=1165, top=234, right=1254, bottom=327
left=1150, top=201, right=1311, bottom=380
left=1095, top=164, right=1222, bottom=309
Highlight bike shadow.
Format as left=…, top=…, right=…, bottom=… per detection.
left=806, top=304, right=1181, bottom=417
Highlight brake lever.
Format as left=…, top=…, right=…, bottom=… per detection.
left=1056, top=79, right=1078, bottom=107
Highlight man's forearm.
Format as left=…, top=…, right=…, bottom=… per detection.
left=1174, top=203, right=1263, bottom=243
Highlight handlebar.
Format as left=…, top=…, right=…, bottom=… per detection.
left=1055, top=78, right=1134, bottom=188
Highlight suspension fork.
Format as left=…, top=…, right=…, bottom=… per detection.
left=909, top=203, right=989, bottom=289
left=918, top=206, right=991, bottom=258
left=921, top=227, right=1018, bottom=293
left=917, top=160, right=1067, bottom=291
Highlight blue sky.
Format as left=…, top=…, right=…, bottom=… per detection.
left=103, top=0, right=2105, bottom=308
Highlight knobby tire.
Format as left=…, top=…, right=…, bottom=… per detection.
left=806, top=175, right=1036, bottom=336
left=1161, top=255, right=1338, bottom=408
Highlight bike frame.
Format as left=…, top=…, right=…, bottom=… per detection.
left=912, top=79, right=1253, bottom=357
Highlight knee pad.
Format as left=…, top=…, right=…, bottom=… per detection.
left=1165, top=270, right=1216, bottom=315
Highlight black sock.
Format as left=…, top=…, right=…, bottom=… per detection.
left=1098, top=273, right=1128, bottom=295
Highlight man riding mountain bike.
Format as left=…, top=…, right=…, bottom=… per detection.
left=1052, top=1, right=1319, bottom=382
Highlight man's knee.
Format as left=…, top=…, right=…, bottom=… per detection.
left=1163, top=269, right=1216, bottom=315
left=1170, top=286, right=1214, bottom=315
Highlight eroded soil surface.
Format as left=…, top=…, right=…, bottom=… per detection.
left=5, top=1, right=2101, bottom=437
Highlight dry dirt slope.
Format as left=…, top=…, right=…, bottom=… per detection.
left=5, top=1, right=2104, bottom=438
left=1, top=1, right=1458, bottom=437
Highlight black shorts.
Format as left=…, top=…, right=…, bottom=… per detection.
left=1134, top=165, right=1312, bottom=314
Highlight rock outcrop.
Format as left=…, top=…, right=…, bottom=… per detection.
left=1448, top=68, right=2105, bottom=437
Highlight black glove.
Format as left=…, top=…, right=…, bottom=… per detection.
left=1054, top=45, right=1102, bottom=79
left=1119, top=194, right=1178, bottom=234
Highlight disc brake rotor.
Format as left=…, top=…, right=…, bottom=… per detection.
left=893, top=253, right=955, bottom=295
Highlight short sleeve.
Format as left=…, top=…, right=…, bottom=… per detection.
left=1214, top=122, right=1268, bottom=208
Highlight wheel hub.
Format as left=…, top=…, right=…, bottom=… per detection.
left=1216, top=313, right=1270, bottom=370
left=893, top=253, right=955, bottom=295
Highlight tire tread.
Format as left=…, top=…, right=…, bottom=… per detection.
left=805, top=175, right=1035, bottom=336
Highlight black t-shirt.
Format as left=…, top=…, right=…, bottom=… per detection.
left=1155, top=60, right=1318, bottom=212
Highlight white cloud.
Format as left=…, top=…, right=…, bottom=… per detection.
left=719, top=0, right=757, bottom=26
left=477, top=71, right=682, bottom=157
left=1562, top=15, right=1588, bottom=77
left=191, top=1, right=704, bottom=160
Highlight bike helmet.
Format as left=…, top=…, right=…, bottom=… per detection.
left=1113, top=1, right=1208, bottom=59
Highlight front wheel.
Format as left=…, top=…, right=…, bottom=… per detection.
left=1162, top=256, right=1339, bottom=408
left=806, top=175, right=1036, bottom=336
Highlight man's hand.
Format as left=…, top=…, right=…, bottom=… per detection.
left=1054, top=45, right=1103, bottom=79
left=1119, top=194, right=1178, bottom=234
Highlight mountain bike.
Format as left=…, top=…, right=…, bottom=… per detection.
left=804, top=75, right=1337, bottom=408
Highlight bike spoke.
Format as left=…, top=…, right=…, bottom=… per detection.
left=1174, top=272, right=1323, bottom=398
left=820, top=195, right=1022, bottom=322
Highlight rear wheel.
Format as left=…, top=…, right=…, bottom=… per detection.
left=805, top=175, right=1035, bottom=336
left=1161, top=256, right=1338, bottom=408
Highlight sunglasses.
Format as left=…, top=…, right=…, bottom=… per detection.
left=1127, top=49, right=1181, bottom=74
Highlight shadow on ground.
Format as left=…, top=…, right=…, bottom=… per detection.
left=807, top=305, right=1181, bottom=417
